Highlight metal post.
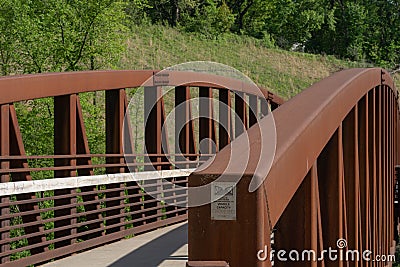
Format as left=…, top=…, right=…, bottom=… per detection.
left=219, top=90, right=232, bottom=150
left=54, top=95, right=77, bottom=249
left=105, top=89, right=127, bottom=234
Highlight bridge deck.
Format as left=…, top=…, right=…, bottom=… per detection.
left=41, top=222, right=188, bottom=267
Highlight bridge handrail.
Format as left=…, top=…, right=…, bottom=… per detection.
left=189, top=68, right=399, bottom=266
left=0, top=70, right=284, bottom=106
left=194, top=68, right=397, bottom=225
left=0, top=169, right=195, bottom=197
left=265, top=68, right=397, bottom=224
left=0, top=69, right=285, bottom=266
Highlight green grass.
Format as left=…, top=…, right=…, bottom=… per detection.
left=118, top=25, right=373, bottom=99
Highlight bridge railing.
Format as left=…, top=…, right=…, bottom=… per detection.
left=188, top=68, right=399, bottom=267
left=0, top=70, right=283, bottom=266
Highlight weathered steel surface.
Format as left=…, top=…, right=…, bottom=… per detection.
left=0, top=69, right=281, bottom=266
left=188, top=68, right=399, bottom=266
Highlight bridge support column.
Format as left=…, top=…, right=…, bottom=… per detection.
left=248, top=95, right=258, bottom=128
left=234, top=92, right=247, bottom=138
left=175, top=86, right=196, bottom=168
left=175, top=86, right=195, bottom=216
left=54, top=94, right=101, bottom=247
left=199, top=87, right=217, bottom=156
left=53, top=94, right=78, bottom=248
left=218, top=90, right=233, bottom=150
left=105, top=89, right=129, bottom=234
left=144, top=86, right=170, bottom=223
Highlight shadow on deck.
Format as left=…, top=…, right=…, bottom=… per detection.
left=42, top=222, right=188, bottom=267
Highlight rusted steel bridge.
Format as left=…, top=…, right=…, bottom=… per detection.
left=0, top=68, right=397, bottom=267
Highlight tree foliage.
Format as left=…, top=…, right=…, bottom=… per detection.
left=306, top=0, right=400, bottom=66
left=182, top=0, right=235, bottom=37
left=123, top=0, right=400, bottom=67
left=1, top=0, right=400, bottom=73
left=0, top=0, right=127, bottom=75
left=53, top=0, right=128, bottom=71
left=0, top=0, right=19, bottom=75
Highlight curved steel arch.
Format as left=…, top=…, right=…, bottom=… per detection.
left=189, top=68, right=399, bottom=267
left=266, top=68, right=396, bottom=224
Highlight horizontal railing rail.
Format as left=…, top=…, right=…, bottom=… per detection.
left=0, top=153, right=211, bottom=175
left=0, top=169, right=195, bottom=196
left=0, top=70, right=284, bottom=105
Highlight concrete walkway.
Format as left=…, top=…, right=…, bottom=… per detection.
left=42, top=222, right=188, bottom=267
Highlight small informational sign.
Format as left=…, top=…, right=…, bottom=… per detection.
left=153, top=73, right=169, bottom=86
left=211, top=182, right=236, bottom=220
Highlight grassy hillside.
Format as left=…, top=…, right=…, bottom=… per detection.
left=118, top=25, right=373, bottom=100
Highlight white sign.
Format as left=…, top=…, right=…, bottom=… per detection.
left=211, top=182, right=236, bottom=220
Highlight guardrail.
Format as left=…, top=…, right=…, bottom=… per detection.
left=0, top=70, right=283, bottom=266
left=188, top=68, right=399, bottom=267
left=1, top=169, right=193, bottom=267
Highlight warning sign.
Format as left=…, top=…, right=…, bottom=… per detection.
left=211, top=182, right=236, bottom=220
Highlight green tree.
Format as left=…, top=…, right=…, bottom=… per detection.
left=306, top=1, right=367, bottom=61
left=225, top=0, right=273, bottom=38
left=13, top=0, right=59, bottom=73
left=145, top=0, right=198, bottom=26
left=306, top=0, right=400, bottom=67
left=125, top=0, right=151, bottom=25
left=182, top=0, right=235, bottom=37
left=0, top=0, right=19, bottom=75
left=53, top=0, right=128, bottom=71
left=267, top=0, right=330, bottom=49
left=363, top=0, right=400, bottom=66
left=0, top=0, right=128, bottom=74
left=225, top=0, right=257, bottom=32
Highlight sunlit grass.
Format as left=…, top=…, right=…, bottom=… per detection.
left=120, top=25, right=370, bottom=100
